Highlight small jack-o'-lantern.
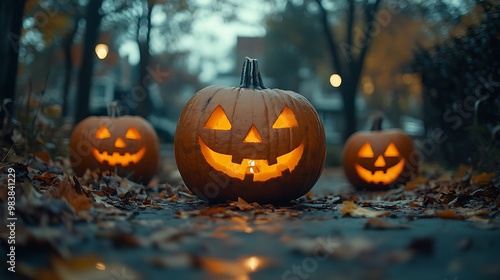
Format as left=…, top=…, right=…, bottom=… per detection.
left=175, top=57, right=326, bottom=203
left=69, top=113, right=160, bottom=183
left=342, top=116, right=418, bottom=190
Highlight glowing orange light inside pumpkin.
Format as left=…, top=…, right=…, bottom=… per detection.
left=384, top=142, right=399, bottom=157
left=125, top=127, right=141, bottom=139
left=374, top=155, right=385, bottom=167
left=200, top=105, right=304, bottom=181
left=354, top=142, right=405, bottom=184
left=92, top=126, right=146, bottom=166
left=272, top=106, right=298, bottom=128
left=96, top=126, right=111, bottom=139
left=204, top=105, right=231, bottom=130
left=199, top=138, right=303, bottom=181
left=243, top=126, right=263, bottom=143
left=358, top=142, right=374, bottom=158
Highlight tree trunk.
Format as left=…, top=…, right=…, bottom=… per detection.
left=134, top=1, right=154, bottom=118
left=0, top=0, right=26, bottom=129
left=62, top=18, right=80, bottom=119
left=340, top=82, right=357, bottom=140
left=75, top=0, right=103, bottom=123
left=315, top=0, right=382, bottom=142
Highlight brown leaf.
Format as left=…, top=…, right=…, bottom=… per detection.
left=436, top=209, right=463, bottom=220
left=408, top=201, right=421, bottom=208
left=34, top=151, right=52, bottom=165
left=341, top=201, right=389, bottom=218
left=33, top=172, right=59, bottom=186
left=53, top=176, right=92, bottom=212
left=230, top=197, right=258, bottom=211
left=471, top=172, right=495, bottom=185
left=199, top=207, right=229, bottom=216
left=364, top=218, right=410, bottom=230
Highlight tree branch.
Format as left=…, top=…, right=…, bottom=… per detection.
left=315, top=0, right=344, bottom=76
left=353, top=0, right=382, bottom=79
left=346, top=0, right=355, bottom=67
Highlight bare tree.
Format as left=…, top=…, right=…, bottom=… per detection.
left=315, top=0, right=383, bottom=141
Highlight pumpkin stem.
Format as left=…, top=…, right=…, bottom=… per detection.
left=371, top=114, right=383, bottom=131
left=239, top=57, right=266, bottom=90
left=107, top=101, right=121, bottom=117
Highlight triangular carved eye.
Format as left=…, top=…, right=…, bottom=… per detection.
left=125, top=127, right=141, bottom=140
left=243, top=125, right=263, bottom=143
left=384, top=142, right=400, bottom=157
left=272, top=106, right=298, bottom=129
left=204, top=106, right=232, bottom=130
left=96, top=126, right=111, bottom=139
left=358, top=143, right=374, bottom=158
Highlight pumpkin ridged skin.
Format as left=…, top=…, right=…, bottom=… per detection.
left=342, top=119, right=418, bottom=190
left=174, top=58, right=326, bottom=204
left=69, top=115, right=160, bottom=183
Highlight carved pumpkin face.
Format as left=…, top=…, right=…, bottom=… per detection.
left=69, top=116, right=160, bottom=183
left=199, top=105, right=304, bottom=182
left=175, top=58, right=326, bottom=203
left=342, top=117, right=418, bottom=190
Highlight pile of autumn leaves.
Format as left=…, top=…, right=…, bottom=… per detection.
left=0, top=155, right=499, bottom=225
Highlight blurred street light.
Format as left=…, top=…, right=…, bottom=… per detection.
left=95, top=44, right=109, bottom=59
left=329, top=74, right=342, bottom=87
left=362, top=76, right=374, bottom=94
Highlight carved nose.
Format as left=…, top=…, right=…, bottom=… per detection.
left=374, top=155, right=386, bottom=167
left=114, top=137, right=127, bottom=148
left=243, top=125, right=262, bottom=143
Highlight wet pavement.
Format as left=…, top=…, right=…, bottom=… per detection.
left=1, top=155, right=500, bottom=280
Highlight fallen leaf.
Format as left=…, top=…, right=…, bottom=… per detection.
left=364, top=218, right=410, bottom=230
left=232, top=197, right=257, bottom=211
left=436, top=209, right=463, bottom=220
left=471, top=172, right=495, bottom=185
left=408, top=201, right=421, bottom=208
left=341, top=201, right=389, bottom=218
left=34, top=151, right=52, bottom=165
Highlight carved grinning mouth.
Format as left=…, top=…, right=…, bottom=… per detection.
left=199, top=138, right=304, bottom=182
left=92, top=147, right=146, bottom=167
left=354, top=159, right=405, bottom=185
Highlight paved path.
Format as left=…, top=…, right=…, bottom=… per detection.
left=1, top=154, right=499, bottom=280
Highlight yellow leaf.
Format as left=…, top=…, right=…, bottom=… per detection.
left=471, top=172, right=495, bottom=185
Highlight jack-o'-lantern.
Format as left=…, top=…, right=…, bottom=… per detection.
left=69, top=113, right=160, bottom=183
left=342, top=116, right=418, bottom=190
left=175, top=57, right=326, bottom=203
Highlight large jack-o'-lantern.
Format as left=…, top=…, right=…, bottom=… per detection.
left=175, top=57, right=326, bottom=203
left=342, top=116, right=418, bottom=190
left=69, top=111, right=160, bottom=184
